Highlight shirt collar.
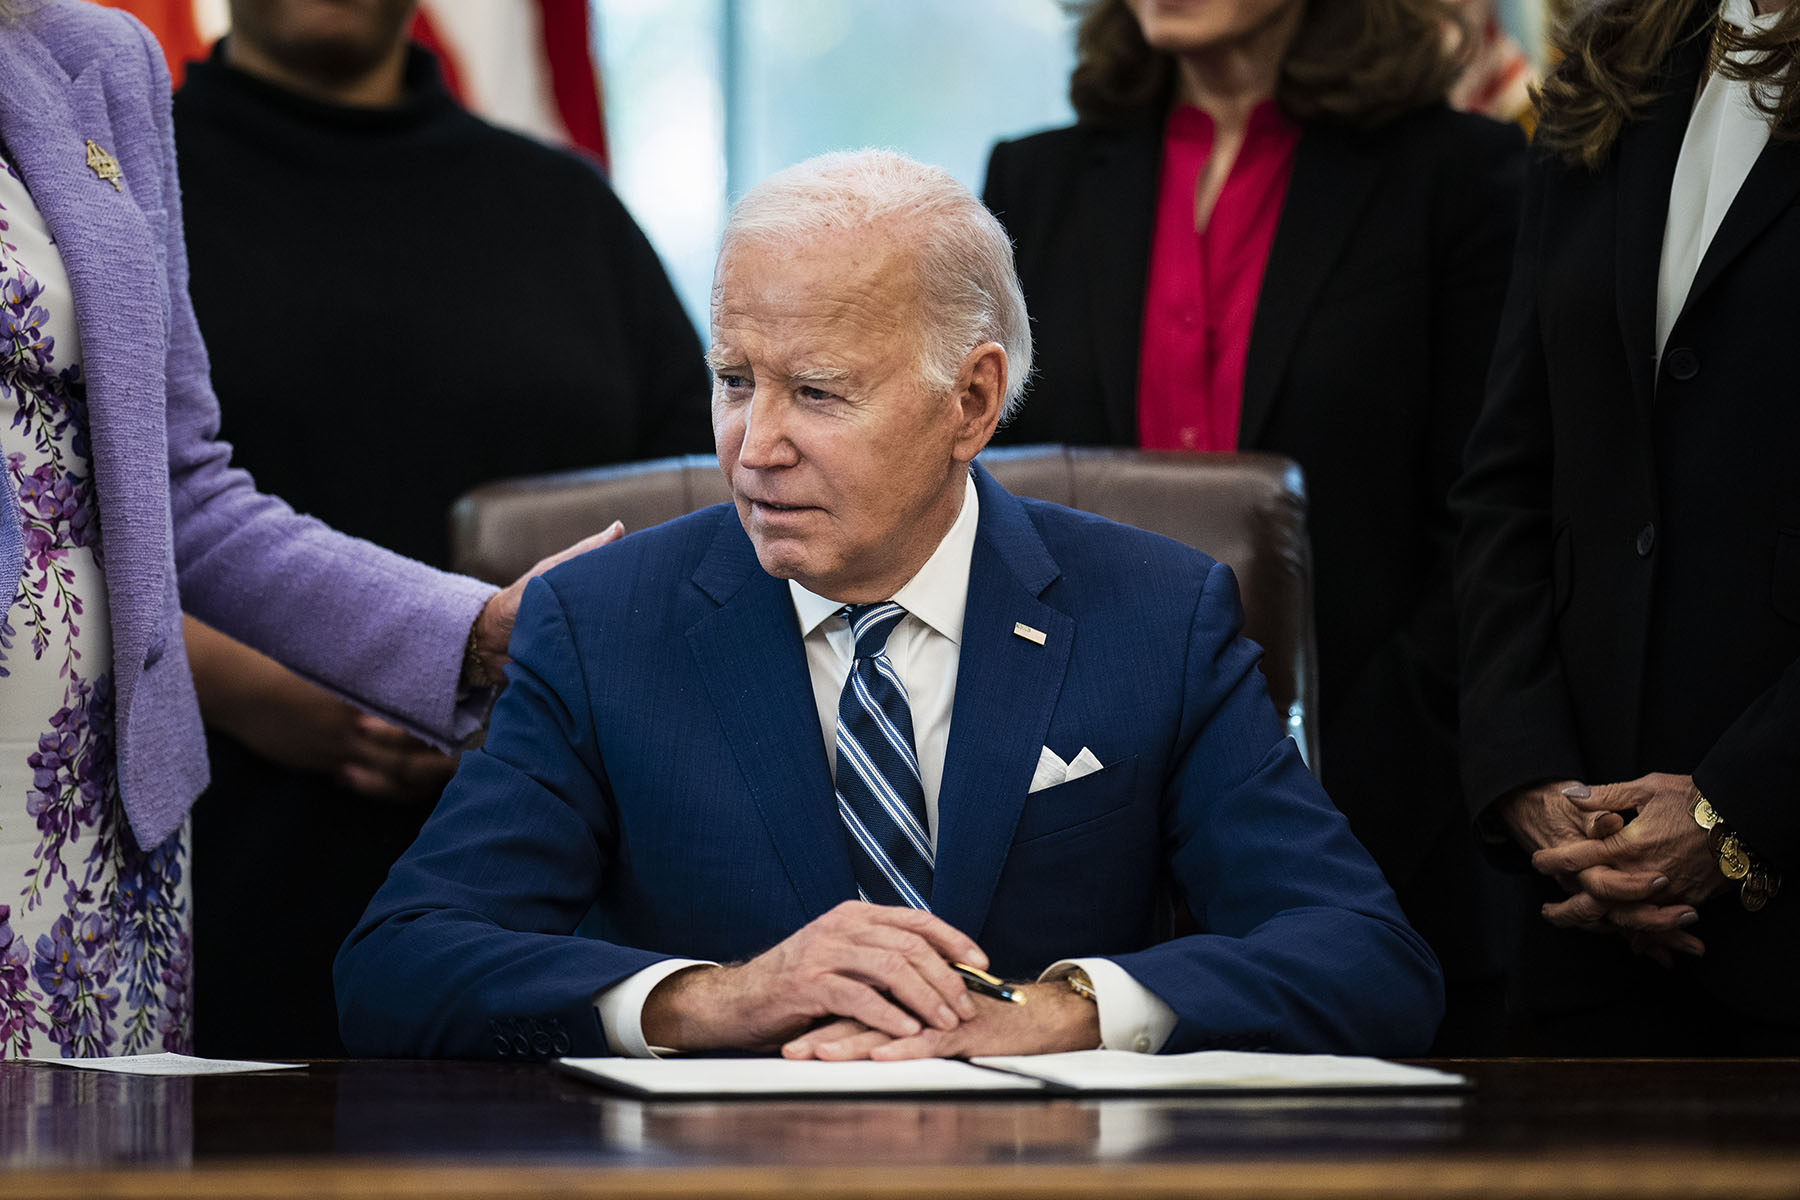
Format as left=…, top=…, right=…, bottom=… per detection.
left=789, top=470, right=980, bottom=643
left=1722, top=0, right=1780, bottom=33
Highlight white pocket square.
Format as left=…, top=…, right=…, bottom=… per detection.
left=1029, top=745, right=1105, bottom=793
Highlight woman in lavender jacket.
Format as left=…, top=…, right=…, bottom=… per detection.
left=0, top=0, right=590, bottom=1058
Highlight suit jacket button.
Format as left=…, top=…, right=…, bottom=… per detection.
left=1636, top=523, right=1656, bottom=557
left=1133, top=1033, right=1152, bottom=1053
left=1664, top=347, right=1699, bottom=380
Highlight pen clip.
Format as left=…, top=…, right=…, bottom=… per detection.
left=951, top=961, right=1026, bottom=1004
left=951, top=961, right=1004, bottom=987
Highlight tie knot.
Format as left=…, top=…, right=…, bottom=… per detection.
left=841, top=602, right=906, bottom=658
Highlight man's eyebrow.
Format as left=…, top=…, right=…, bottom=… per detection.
left=789, top=364, right=855, bottom=386
left=703, top=354, right=854, bottom=388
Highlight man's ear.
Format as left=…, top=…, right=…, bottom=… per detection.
left=949, top=342, right=1007, bottom=464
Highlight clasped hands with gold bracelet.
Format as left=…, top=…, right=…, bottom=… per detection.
left=1503, top=771, right=1776, bottom=967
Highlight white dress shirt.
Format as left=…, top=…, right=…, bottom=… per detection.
left=1656, top=0, right=1779, bottom=361
left=596, top=471, right=1176, bottom=1056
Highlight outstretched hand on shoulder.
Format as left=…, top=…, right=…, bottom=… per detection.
left=464, top=521, right=626, bottom=688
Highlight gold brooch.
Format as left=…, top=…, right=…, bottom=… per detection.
left=84, top=139, right=122, bottom=192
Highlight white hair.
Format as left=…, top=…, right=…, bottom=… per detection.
left=717, top=148, right=1033, bottom=420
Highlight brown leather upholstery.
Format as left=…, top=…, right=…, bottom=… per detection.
left=449, top=445, right=1319, bottom=768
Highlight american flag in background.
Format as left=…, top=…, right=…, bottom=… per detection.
left=92, top=0, right=1536, bottom=158
left=86, top=0, right=609, bottom=167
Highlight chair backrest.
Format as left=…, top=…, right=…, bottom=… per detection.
left=450, top=444, right=1319, bottom=768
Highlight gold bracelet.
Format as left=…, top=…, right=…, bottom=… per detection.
left=461, top=619, right=489, bottom=691
left=1691, top=789, right=1782, bottom=911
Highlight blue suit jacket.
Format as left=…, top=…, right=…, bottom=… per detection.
left=337, top=467, right=1442, bottom=1058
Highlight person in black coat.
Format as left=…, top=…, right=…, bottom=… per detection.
left=982, top=0, right=1524, bottom=1050
left=1454, top=0, right=1800, bottom=1054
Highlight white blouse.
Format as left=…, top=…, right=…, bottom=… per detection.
left=1656, top=0, right=1783, bottom=362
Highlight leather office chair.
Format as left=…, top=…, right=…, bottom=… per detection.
left=449, top=445, right=1320, bottom=768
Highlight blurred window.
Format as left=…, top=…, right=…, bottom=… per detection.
left=595, top=0, right=1077, bottom=328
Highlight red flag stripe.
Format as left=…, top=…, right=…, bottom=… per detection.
left=408, top=6, right=468, bottom=107
left=537, top=0, right=608, bottom=169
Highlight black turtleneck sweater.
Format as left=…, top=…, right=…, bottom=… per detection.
left=175, top=44, right=710, bottom=1058
left=173, top=43, right=711, bottom=567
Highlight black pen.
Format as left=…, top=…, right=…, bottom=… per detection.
left=952, top=961, right=1026, bottom=1005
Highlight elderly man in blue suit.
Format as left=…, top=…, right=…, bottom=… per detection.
left=336, top=149, right=1443, bottom=1061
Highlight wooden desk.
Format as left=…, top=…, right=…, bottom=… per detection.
left=3, top=1058, right=1797, bottom=1199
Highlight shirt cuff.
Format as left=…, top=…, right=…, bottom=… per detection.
left=593, top=958, right=716, bottom=1057
left=1043, top=958, right=1177, bottom=1054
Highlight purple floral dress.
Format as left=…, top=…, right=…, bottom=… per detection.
left=0, top=150, right=191, bottom=1059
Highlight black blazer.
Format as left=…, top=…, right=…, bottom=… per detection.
left=1454, top=22, right=1800, bottom=1032
left=984, top=106, right=1526, bottom=979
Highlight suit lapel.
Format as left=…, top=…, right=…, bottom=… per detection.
left=1612, top=20, right=1707, bottom=417
left=0, top=39, right=166, bottom=668
left=930, top=468, right=1073, bottom=940
left=1685, top=137, right=1800, bottom=318
left=1240, top=124, right=1380, bottom=449
left=686, top=517, right=855, bottom=919
left=1080, top=123, right=1161, bottom=446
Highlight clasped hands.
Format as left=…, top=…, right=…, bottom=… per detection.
left=1502, top=772, right=1727, bottom=966
left=640, top=901, right=1101, bottom=1061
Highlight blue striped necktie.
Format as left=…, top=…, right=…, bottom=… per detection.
left=834, top=602, right=934, bottom=910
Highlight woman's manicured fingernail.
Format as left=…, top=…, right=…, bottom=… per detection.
left=1651, top=876, right=1669, bottom=891
left=1561, top=784, right=1590, bottom=798
left=1678, top=912, right=1699, bottom=927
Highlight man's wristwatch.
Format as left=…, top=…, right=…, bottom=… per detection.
left=1062, top=966, right=1097, bottom=1003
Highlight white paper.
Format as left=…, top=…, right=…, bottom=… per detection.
left=971, top=1049, right=1466, bottom=1092
left=559, top=1056, right=1046, bottom=1096
left=50, top=1052, right=304, bottom=1076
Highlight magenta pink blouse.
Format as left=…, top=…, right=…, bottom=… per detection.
left=1136, top=100, right=1300, bottom=453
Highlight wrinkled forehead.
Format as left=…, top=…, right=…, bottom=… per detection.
left=709, top=229, right=922, bottom=358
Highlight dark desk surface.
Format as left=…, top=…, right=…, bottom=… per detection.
left=3, top=1058, right=1798, bottom=1198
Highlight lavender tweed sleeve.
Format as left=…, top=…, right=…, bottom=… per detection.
left=146, top=51, right=493, bottom=743
left=138, top=20, right=496, bottom=743
left=2, top=6, right=517, bottom=850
